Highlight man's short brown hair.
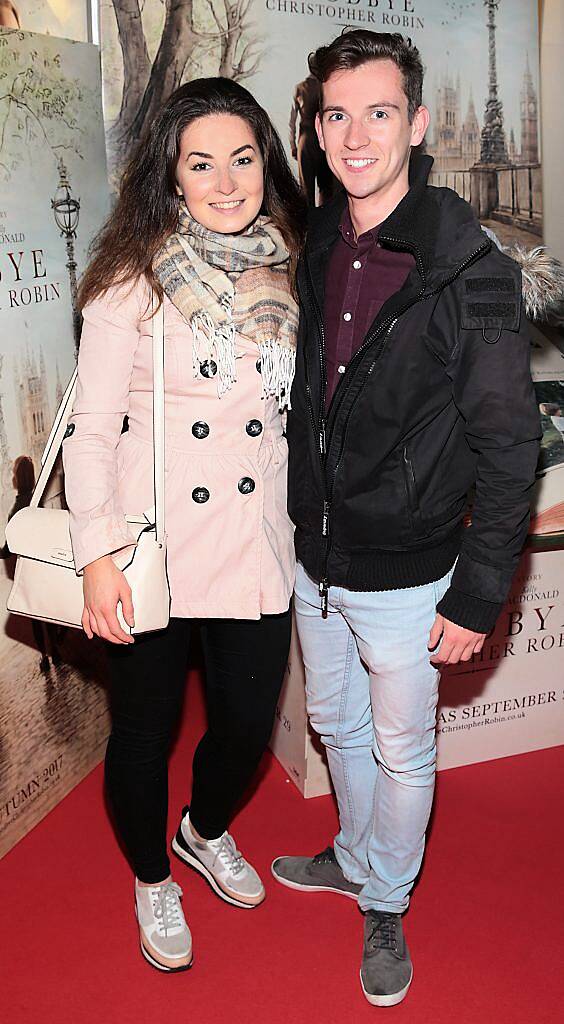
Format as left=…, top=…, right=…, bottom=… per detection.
left=308, top=30, right=424, bottom=123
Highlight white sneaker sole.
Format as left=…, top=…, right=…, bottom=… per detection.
left=271, top=860, right=361, bottom=901
left=139, top=939, right=193, bottom=973
left=359, top=966, right=413, bottom=1007
left=172, top=836, right=264, bottom=910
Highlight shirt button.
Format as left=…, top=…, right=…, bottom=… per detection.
left=192, top=421, right=210, bottom=439
left=343, top=312, right=352, bottom=322
left=246, top=419, right=263, bottom=437
left=338, top=365, right=346, bottom=374
left=192, top=486, right=210, bottom=503
left=352, top=260, right=362, bottom=270
left=238, top=477, right=255, bottom=495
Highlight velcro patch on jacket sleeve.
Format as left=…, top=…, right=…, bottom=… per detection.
left=465, top=277, right=515, bottom=294
left=461, top=275, right=520, bottom=332
left=466, top=301, right=517, bottom=319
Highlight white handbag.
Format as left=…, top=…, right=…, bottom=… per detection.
left=5, top=303, right=170, bottom=636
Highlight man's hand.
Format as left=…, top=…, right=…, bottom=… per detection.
left=428, top=613, right=486, bottom=666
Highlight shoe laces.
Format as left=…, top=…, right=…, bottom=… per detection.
left=151, top=881, right=184, bottom=937
left=312, top=847, right=335, bottom=866
left=211, top=832, right=245, bottom=877
left=367, top=912, right=399, bottom=953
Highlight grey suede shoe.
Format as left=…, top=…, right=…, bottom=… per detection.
left=360, top=910, right=413, bottom=1006
left=271, top=846, right=362, bottom=900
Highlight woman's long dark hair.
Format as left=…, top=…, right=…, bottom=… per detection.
left=79, top=78, right=306, bottom=309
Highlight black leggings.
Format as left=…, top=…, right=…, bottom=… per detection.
left=105, top=611, right=291, bottom=883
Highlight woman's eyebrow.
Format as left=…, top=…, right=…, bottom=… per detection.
left=187, top=144, right=256, bottom=159
left=230, top=144, right=256, bottom=156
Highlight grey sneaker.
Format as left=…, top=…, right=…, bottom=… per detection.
left=172, top=807, right=265, bottom=909
left=360, top=910, right=413, bottom=1006
left=135, top=879, right=192, bottom=973
left=271, top=846, right=362, bottom=900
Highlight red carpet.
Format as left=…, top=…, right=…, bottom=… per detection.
left=2, top=666, right=563, bottom=1024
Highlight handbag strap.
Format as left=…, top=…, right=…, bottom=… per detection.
left=30, top=300, right=166, bottom=545
left=30, top=367, right=78, bottom=508
left=152, top=300, right=165, bottom=545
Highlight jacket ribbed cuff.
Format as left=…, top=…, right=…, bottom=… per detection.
left=436, top=586, right=502, bottom=634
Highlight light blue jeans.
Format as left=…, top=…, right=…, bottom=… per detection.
left=294, top=561, right=453, bottom=914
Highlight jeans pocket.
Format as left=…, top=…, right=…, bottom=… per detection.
left=433, top=565, right=455, bottom=607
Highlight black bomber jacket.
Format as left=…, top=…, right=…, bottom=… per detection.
left=286, top=156, right=542, bottom=634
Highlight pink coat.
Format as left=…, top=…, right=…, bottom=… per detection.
left=62, top=279, right=295, bottom=619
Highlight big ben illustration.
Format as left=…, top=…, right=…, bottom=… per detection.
left=520, top=53, right=539, bottom=164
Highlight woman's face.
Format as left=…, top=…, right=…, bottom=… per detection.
left=176, top=113, right=264, bottom=234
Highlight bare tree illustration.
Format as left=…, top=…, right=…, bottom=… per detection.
left=201, top=0, right=262, bottom=81
left=0, top=36, right=90, bottom=181
left=109, top=0, right=263, bottom=178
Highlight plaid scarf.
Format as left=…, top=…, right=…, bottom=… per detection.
left=153, top=204, right=298, bottom=407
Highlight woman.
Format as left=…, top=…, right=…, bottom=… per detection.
left=63, top=78, right=305, bottom=973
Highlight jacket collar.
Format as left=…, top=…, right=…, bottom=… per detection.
left=305, top=152, right=488, bottom=288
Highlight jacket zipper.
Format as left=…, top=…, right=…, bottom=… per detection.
left=315, top=238, right=427, bottom=613
left=304, top=237, right=490, bottom=616
left=305, top=261, right=330, bottom=612
left=327, top=238, right=491, bottom=497
left=402, top=446, right=420, bottom=522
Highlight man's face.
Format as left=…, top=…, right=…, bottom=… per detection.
left=316, top=59, right=428, bottom=203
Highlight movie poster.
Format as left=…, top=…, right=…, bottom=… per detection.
left=0, top=27, right=110, bottom=857
left=257, top=0, right=542, bottom=247
left=96, top=2, right=564, bottom=789
left=100, top=1, right=541, bottom=247
left=528, top=327, right=564, bottom=544
left=437, top=547, right=564, bottom=770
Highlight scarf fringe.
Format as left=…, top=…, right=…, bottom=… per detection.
left=259, top=340, right=296, bottom=411
left=190, top=310, right=295, bottom=407
left=191, top=310, right=238, bottom=398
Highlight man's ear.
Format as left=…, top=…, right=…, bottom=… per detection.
left=411, top=105, right=430, bottom=148
left=315, top=111, right=326, bottom=153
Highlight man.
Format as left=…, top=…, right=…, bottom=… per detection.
left=272, top=31, right=541, bottom=1007
left=289, top=75, right=338, bottom=206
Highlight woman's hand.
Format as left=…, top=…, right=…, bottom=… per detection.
left=82, top=554, right=135, bottom=644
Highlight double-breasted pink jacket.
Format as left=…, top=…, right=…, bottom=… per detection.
left=62, top=279, right=296, bottom=619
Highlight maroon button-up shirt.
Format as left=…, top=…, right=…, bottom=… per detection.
left=324, top=205, right=416, bottom=408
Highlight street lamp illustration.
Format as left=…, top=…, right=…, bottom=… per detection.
left=480, top=0, right=508, bottom=165
left=51, top=158, right=81, bottom=354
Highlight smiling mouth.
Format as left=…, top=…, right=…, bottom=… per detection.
left=209, top=199, right=245, bottom=210
left=343, top=158, right=377, bottom=170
